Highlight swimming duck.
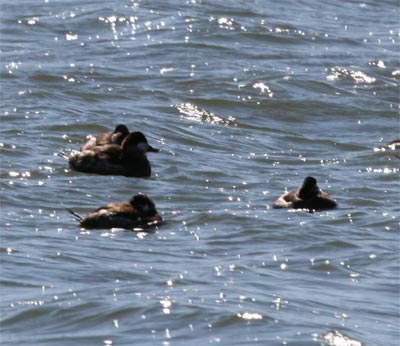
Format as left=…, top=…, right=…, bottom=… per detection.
left=69, top=131, right=159, bottom=177
left=81, top=124, right=130, bottom=151
left=387, top=138, right=400, bottom=159
left=67, top=193, right=162, bottom=230
left=273, top=176, right=337, bottom=210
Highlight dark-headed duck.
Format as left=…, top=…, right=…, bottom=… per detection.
left=81, top=124, right=130, bottom=151
left=67, top=193, right=162, bottom=230
left=69, top=132, right=159, bottom=177
left=273, top=176, right=337, bottom=211
left=387, top=138, right=400, bottom=159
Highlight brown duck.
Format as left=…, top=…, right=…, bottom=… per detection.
left=67, top=194, right=162, bottom=230
left=69, top=131, right=159, bottom=177
left=273, top=176, right=337, bottom=211
left=81, top=124, right=130, bottom=151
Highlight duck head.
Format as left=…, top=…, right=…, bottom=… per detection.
left=110, top=124, right=130, bottom=145
left=122, top=132, right=159, bottom=154
left=298, top=176, right=320, bottom=200
left=130, top=193, right=162, bottom=224
left=114, top=124, right=130, bottom=136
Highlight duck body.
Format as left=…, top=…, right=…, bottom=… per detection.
left=81, top=124, right=130, bottom=151
left=71, top=194, right=162, bottom=230
left=69, top=148, right=151, bottom=177
left=69, top=132, right=157, bottom=177
left=273, top=176, right=337, bottom=211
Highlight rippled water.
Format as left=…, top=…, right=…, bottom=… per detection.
left=1, top=1, right=399, bottom=345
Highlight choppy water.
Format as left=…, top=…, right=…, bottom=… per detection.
left=1, top=1, right=399, bottom=345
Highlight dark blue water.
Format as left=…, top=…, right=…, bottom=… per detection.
left=1, top=1, right=399, bottom=345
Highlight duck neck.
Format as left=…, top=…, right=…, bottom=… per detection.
left=299, top=185, right=319, bottom=200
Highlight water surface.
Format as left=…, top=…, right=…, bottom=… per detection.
left=1, top=1, right=399, bottom=345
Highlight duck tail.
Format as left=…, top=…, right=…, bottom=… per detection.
left=57, top=149, right=70, bottom=159
left=56, top=148, right=80, bottom=160
left=65, top=208, right=82, bottom=222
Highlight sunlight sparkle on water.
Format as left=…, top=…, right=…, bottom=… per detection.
left=160, top=299, right=172, bottom=314
left=176, top=103, right=236, bottom=126
left=237, top=312, right=263, bottom=320
left=253, top=82, right=274, bottom=97
left=322, top=331, right=361, bottom=346
left=66, top=33, right=78, bottom=41
left=327, top=67, right=376, bottom=84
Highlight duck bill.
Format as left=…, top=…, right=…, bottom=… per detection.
left=147, top=144, right=159, bottom=153
left=147, top=213, right=163, bottom=225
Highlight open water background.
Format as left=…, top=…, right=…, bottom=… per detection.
left=1, top=1, right=399, bottom=345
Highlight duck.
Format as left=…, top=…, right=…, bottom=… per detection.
left=80, top=124, right=130, bottom=151
left=273, top=176, right=337, bottom=211
left=388, top=138, right=400, bottom=146
left=67, top=193, right=162, bottom=230
left=387, top=138, right=400, bottom=159
left=69, top=131, right=159, bottom=177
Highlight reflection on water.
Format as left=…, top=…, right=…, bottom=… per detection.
left=176, top=103, right=236, bottom=126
